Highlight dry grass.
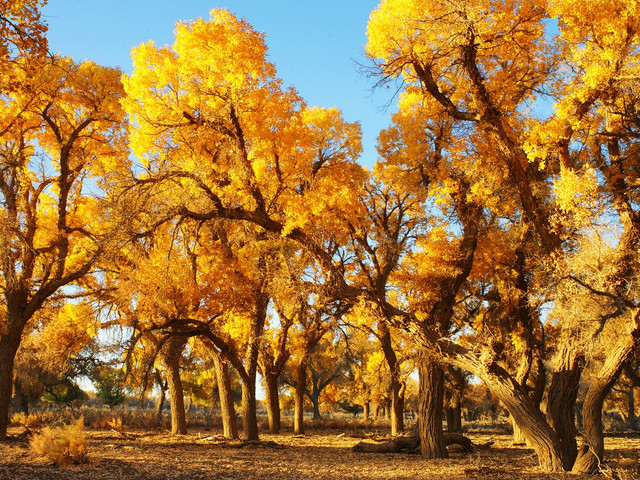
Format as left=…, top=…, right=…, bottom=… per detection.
left=2, top=424, right=638, bottom=479
left=29, top=417, right=87, bottom=466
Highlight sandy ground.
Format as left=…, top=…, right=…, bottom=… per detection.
left=2, top=427, right=639, bottom=480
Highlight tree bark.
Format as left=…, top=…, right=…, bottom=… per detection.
left=163, top=337, right=187, bottom=435
left=294, top=359, right=307, bottom=435
left=214, top=354, right=238, bottom=439
left=363, top=401, right=370, bottom=420
left=0, top=333, right=20, bottom=440
left=418, top=357, right=447, bottom=459
left=263, top=372, right=281, bottom=434
left=241, top=374, right=259, bottom=441
left=572, top=322, right=639, bottom=474
left=546, top=344, right=583, bottom=468
left=442, top=350, right=567, bottom=473
left=391, top=381, right=405, bottom=435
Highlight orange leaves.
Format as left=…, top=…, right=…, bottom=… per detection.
left=124, top=9, right=366, bottom=248
left=367, top=0, right=552, bottom=112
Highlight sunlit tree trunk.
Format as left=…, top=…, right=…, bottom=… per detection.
left=214, top=354, right=238, bottom=439
left=445, top=351, right=566, bottom=473
left=163, top=337, right=188, bottom=435
left=547, top=343, right=583, bottom=468
left=572, top=324, right=639, bottom=474
left=418, top=357, right=447, bottom=459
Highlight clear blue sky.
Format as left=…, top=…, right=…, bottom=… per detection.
left=42, top=1, right=392, bottom=167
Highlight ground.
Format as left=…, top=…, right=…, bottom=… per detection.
left=2, top=426, right=639, bottom=479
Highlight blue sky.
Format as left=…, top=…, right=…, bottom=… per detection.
left=42, top=1, right=392, bottom=167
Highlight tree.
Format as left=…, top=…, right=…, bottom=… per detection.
left=0, top=55, right=128, bottom=439
left=93, top=365, right=126, bottom=408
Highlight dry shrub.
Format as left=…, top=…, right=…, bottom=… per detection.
left=30, top=417, right=87, bottom=465
left=11, top=412, right=41, bottom=429
left=107, top=416, right=125, bottom=431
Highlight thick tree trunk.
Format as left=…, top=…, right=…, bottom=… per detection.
left=163, top=338, right=187, bottom=435
left=418, top=358, right=447, bottom=459
left=214, top=355, right=239, bottom=439
left=391, top=380, right=405, bottom=435
left=241, top=375, right=259, bottom=441
left=547, top=345, right=583, bottom=468
left=294, top=360, right=306, bottom=435
left=572, top=326, right=639, bottom=474
left=263, top=373, right=281, bottom=434
left=446, top=352, right=566, bottom=473
left=0, top=333, right=21, bottom=440
left=363, top=402, right=370, bottom=420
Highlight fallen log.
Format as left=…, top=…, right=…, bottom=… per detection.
left=352, top=432, right=478, bottom=454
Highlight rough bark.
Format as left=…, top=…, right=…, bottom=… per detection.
left=0, top=333, right=20, bottom=439
left=418, top=358, right=447, bottom=459
left=241, top=376, right=259, bottom=441
left=391, top=382, right=406, bottom=435
left=214, top=354, right=238, bottom=439
left=546, top=343, right=583, bottom=468
left=263, top=373, right=281, bottom=434
left=440, top=349, right=567, bottom=473
left=163, top=337, right=188, bottom=435
left=572, top=319, right=639, bottom=474
left=294, top=359, right=307, bottom=435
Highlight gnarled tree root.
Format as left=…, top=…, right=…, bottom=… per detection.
left=353, top=432, right=483, bottom=454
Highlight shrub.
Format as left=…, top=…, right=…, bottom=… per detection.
left=30, top=417, right=87, bottom=465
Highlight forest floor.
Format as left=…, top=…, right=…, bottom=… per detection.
left=2, top=425, right=640, bottom=480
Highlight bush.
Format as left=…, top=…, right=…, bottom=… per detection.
left=30, top=417, right=87, bottom=465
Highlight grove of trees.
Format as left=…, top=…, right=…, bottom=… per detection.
left=2, top=0, right=640, bottom=475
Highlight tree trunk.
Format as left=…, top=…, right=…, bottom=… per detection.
left=214, top=355, right=238, bottom=439
left=263, top=373, right=281, bottom=434
left=572, top=326, right=639, bottom=474
left=452, top=404, right=462, bottom=432
left=363, top=401, right=370, bottom=420
left=447, top=352, right=566, bottom=473
left=510, top=415, right=527, bottom=444
left=294, top=359, right=306, bottom=435
left=391, top=380, right=405, bottom=435
left=241, top=374, right=259, bottom=441
left=418, top=358, right=447, bottom=459
left=163, top=337, right=187, bottom=435
left=0, top=333, right=21, bottom=440
left=547, top=344, right=583, bottom=468
left=155, top=370, right=167, bottom=428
